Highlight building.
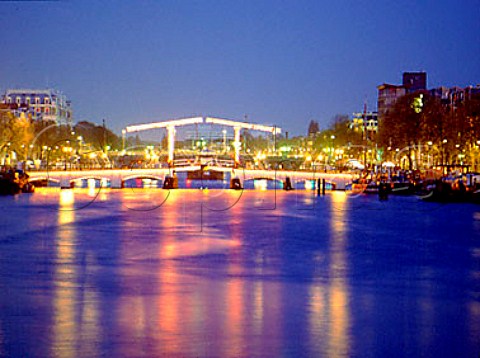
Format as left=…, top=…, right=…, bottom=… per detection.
left=1, top=88, right=72, bottom=124
left=377, top=72, right=428, bottom=120
left=403, top=72, right=427, bottom=93
left=429, top=84, right=480, bottom=108
left=377, top=83, right=406, bottom=120
left=351, top=111, right=378, bottom=139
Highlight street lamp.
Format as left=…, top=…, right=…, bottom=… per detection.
left=222, top=129, right=227, bottom=153
left=427, top=141, right=433, bottom=168
left=330, top=135, right=335, bottom=167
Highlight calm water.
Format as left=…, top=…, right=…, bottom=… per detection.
left=0, top=188, right=479, bottom=357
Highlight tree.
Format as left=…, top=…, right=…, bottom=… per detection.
left=0, top=110, right=34, bottom=163
left=453, top=92, right=480, bottom=167
left=377, top=91, right=471, bottom=168
left=74, top=121, right=121, bottom=150
left=330, top=114, right=352, bottom=146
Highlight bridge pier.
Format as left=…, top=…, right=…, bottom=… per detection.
left=283, top=177, right=293, bottom=191
left=230, top=177, right=243, bottom=190
left=60, top=177, right=72, bottom=189
left=163, top=174, right=178, bottom=189
left=111, top=176, right=123, bottom=189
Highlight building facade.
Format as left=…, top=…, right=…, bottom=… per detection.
left=351, top=111, right=378, bottom=138
left=377, top=83, right=406, bottom=120
left=429, top=85, right=480, bottom=108
left=403, top=72, right=427, bottom=93
left=1, top=89, right=72, bottom=124
left=377, top=72, right=428, bottom=120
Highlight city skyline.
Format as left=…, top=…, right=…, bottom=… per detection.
left=1, top=0, right=479, bottom=136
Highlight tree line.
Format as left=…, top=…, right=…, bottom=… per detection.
left=377, top=91, right=480, bottom=168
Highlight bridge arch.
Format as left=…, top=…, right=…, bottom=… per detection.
left=29, top=176, right=60, bottom=187
left=71, top=177, right=110, bottom=188
left=122, top=174, right=164, bottom=182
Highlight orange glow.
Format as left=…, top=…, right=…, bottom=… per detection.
left=327, top=191, right=350, bottom=357
left=52, top=190, right=78, bottom=358
left=156, top=193, right=183, bottom=356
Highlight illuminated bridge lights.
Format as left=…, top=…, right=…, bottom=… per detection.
left=123, top=116, right=282, bottom=165
left=205, top=117, right=281, bottom=134
left=125, top=117, right=204, bottom=133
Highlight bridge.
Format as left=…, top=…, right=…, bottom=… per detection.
left=123, top=116, right=281, bottom=165
left=28, top=116, right=354, bottom=189
left=28, top=167, right=353, bottom=190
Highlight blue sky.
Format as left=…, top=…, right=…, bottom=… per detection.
left=1, top=0, right=479, bottom=136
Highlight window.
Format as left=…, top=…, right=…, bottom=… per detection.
left=44, top=97, right=50, bottom=105
left=16, top=97, right=21, bottom=104
left=6, top=97, right=12, bottom=104
left=35, top=97, right=40, bottom=104
left=26, top=97, right=31, bottom=105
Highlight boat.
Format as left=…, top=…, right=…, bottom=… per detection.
left=187, top=165, right=224, bottom=180
left=0, top=167, right=35, bottom=195
left=421, top=177, right=480, bottom=204
left=390, top=181, right=418, bottom=195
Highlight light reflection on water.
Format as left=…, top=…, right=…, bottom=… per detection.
left=328, top=192, right=349, bottom=357
left=0, top=189, right=479, bottom=357
left=52, top=190, right=78, bottom=358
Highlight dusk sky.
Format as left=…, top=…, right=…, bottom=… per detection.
left=1, top=0, right=479, bottom=137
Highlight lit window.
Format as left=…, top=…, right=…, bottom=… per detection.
left=6, top=97, right=12, bottom=104
left=16, top=97, right=21, bottom=104
left=26, top=97, right=31, bottom=105
left=44, top=97, right=50, bottom=104
left=35, top=97, right=40, bottom=104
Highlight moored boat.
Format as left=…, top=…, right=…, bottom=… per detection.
left=0, top=167, right=35, bottom=195
left=421, top=177, right=480, bottom=203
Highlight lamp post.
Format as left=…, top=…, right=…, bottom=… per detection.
left=427, top=141, right=433, bottom=168
left=442, top=139, right=448, bottom=167
left=222, top=129, right=227, bottom=154
left=330, top=135, right=335, bottom=168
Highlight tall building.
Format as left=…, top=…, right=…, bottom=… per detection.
left=402, top=72, right=427, bottom=93
left=377, top=83, right=406, bottom=120
left=377, top=72, right=427, bottom=121
left=1, top=88, right=73, bottom=124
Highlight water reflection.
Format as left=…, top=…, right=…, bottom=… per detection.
left=52, top=190, right=78, bottom=358
left=223, top=198, right=245, bottom=357
left=2, top=189, right=479, bottom=357
left=328, top=192, right=350, bottom=357
left=157, top=200, right=184, bottom=356
left=309, top=191, right=350, bottom=357
left=52, top=190, right=100, bottom=358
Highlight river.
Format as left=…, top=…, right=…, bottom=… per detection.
left=0, top=188, right=479, bottom=357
